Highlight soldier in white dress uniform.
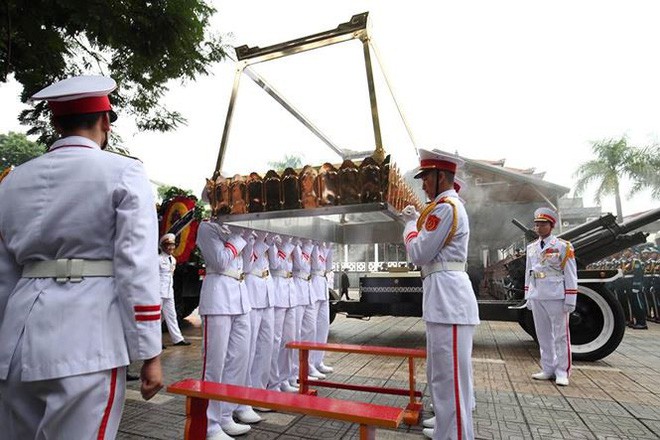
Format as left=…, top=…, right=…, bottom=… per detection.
left=310, top=242, right=334, bottom=374
left=293, top=238, right=324, bottom=381
left=235, top=229, right=274, bottom=422
left=524, top=207, right=577, bottom=386
left=0, top=75, right=163, bottom=439
left=159, top=233, right=190, bottom=346
left=268, top=236, right=300, bottom=393
left=196, top=221, right=253, bottom=439
left=401, top=149, right=479, bottom=440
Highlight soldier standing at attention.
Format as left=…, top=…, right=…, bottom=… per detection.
left=524, top=207, right=577, bottom=386
left=196, top=222, right=253, bottom=439
left=0, top=75, right=163, bottom=439
left=159, top=233, right=191, bottom=347
left=401, top=149, right=478, bottom=440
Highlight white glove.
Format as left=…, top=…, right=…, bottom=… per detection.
left=400, top=205, right=419, bottom=223
left=293, top=238, right=302, bottom=247
left=302, top=238, right=313, bottom=246
left=217, top=224, right=232, bottom=239
left=564, top=302, right=576, bottom=314
left=270, top=235, right=282, bottom=246
left=283, top=235, right=293, bottom=244
left=255, top=230, right=269, bottom=242
left=526, top=299, right=533, bottom=310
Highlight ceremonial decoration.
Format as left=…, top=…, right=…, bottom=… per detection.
left=203, top=154, right=423, bottom=217
left=159, top=195, right=200, bottom=264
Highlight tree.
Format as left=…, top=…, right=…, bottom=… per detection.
left=0, top=132, right=46, bottom=168
left=1, top=1, right=227, bottom=144
left=573, top=136, right=653, bottom=222
left=268, top=154, right=303, bottom=172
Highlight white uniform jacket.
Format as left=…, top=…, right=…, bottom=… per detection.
left=196, top=221, right=251, bottom=315
left=292, top=242, right=314, bottom=306
left=243, top=239, right=275, bottom=309
left=310, top=244, right=329, bottom=302
left=271, top=242, right=295, bottom=308
left=524, top=235, right=578, bottom=307
left=159, top=252, right=176, bottom=299
left=403, top=189, right=479, bottom=325
left=0, top=136, right=161, bottom=381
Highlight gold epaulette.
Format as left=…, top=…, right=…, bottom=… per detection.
left=0, top=166, right=12, bottom=184
left=416, top=196, right=458, bottom=247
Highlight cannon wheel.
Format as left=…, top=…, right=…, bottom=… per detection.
left=517, top=284, right=625, bottom=361
left=570, top=284, right=625, bottom=361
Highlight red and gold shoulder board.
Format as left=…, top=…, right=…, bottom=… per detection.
left=0, top=166, right=12, bottom=184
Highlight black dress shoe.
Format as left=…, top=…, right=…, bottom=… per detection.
left=631, top=324, right=648, bottom=330
left=126, top=372, right=140, bottom=381
left=173, top=340, right=191, bottom=346
left=162, top=345, right=167, bottom=350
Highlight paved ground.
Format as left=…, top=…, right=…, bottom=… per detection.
left=120, top=312, right=660, bottom=439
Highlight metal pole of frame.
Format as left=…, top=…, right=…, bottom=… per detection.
left=215, top=64, right=245, bottom=175
left=361, top=36, right=385, bottom=164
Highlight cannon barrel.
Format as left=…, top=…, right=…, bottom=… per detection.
left=616, top=207, right=660, bottom=234
left=511, top=218, right=538, bottom=242
left=558, top=212, right=617, bottom=241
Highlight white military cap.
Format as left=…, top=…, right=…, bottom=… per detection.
left=160, top=233, right=176, bottom=245
left=414, top=149, right=465, bottom=179
left=30, top=75, right=117, bottom=121
left=534, top=207, right=558, bottom=226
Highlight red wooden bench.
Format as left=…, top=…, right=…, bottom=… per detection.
left=286, top=341, right=427, bottom=425
left=167, top=379, right=404, bottom=440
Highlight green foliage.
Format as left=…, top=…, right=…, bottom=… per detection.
left=0, top=132, right=46, bottom=168
left=1, top=0, right=228, bottom=144
left=157, top=185, right=205, bottom=221
left=573, top=136, right=656, bottom=220
left=268, top=154, right=303, bottom=172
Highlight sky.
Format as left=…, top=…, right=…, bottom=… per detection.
left=1, top=0, right=659, bottom=218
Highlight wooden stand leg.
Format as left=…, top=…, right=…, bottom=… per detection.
left=299, top=349, right=310, bottom=394
left=359, top=424, right=376, bottom=440
left=184, top=397, right=208, bottom=440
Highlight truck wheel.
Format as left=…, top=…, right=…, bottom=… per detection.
left=518, top=309, right=537, bottom=341
left=175, top=296, right=199, bottom=323
left=570, top=284, right=625, bottom=361
left=329, top=307, right=337, bottom=324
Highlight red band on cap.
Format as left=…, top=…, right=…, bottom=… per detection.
left=420, top=159, right=457, bottom=173
left=535, top=213, right=556, bottom=225
left=48, top=96, right=112, bottom=117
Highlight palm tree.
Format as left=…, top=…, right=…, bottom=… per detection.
left=573, top=136, right=650, bottom=222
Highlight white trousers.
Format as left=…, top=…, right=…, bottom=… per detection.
left=0, top=334, right=125, bottom=440
left=270, top=306, right=296, bottom=389
left=161, top=296, right=184, bottom=344
left=530, top=299, right=571, bottom=379
left=202, top=314, right=250, bottom=435
left=426, top=322, right=475, bottom=440
left=238, top=307, right=274, bottom=411
left=311, top=299, right=330, bottom=367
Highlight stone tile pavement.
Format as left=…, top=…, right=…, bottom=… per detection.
left=120, top=313, right=660, bottom=439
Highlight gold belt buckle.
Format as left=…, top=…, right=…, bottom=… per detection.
left=536, top=272, right=546, bottom=279
left=263, top=270, right=269, bottom=277
left=239, top=273, right=246, bottom=281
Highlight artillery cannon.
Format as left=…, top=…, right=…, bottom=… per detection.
left=490, top=207, right=660, bottom=361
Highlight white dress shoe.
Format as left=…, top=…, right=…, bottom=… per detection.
left=235, top=408, right=262, bottom=424
left=280, top=383, right=299, bottom=393
left=254, top=406, right=273, bottom=412
left=422, top=416, right=435, bottom=428
left=220, top=421, right=251, bottom=436
left=316, top=363, right=334, bottom=374
left=308, top=367, right=326, bottom=380
left=555, top=376, right=569, bottom=386
left=207, top=430, right=233, bottom=440
left=422, top=427, right=434, bottom=438
left=531, top=371, right=555, bottom=380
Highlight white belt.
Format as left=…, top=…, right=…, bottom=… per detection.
left=247, top=269, right=269, bottom=278
left=531, top=269, right=563, bottom=279
left=311, top=270, right=326, bottom=277
left=271, top=270, right=292, bottom=278
left=207, top=269, right=245, bottom=281
left=420, top=261, right=466, bottom=279
left=293, top=271, right=311, bottom=281
left=22, top=259, right=113, bottom=283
